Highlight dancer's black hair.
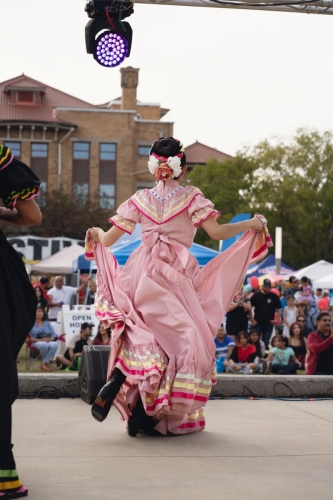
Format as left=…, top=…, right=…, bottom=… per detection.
left=150, top=137, right=187, bottom=167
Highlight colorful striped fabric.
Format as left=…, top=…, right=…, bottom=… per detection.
left=109, top=214, right=136, bottom=235
left=3, top=185, right=40, bottom=210
left=114, top=341, right=215, bottom=422
left=130, top=186, right=203, bottom=225
left=191, top=206, right=221, bottom=228
left=172, top=409, right=206, bottom=434
left=249, top=215, right=273, bottom=264
left=0, top=469, right=24, bottom=496
left=0, top=145, right=13, bottom=171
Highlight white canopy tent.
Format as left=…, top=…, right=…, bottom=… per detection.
left=294, top=260, right=333, bottom=282
left=31, top=244, right=84, bottom=275
left=312, top=273, right=333, bottom=290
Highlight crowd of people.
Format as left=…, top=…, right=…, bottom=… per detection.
left=23, top=275, right=111, bottom=371
left=215, top=277, right=333, bottom=376
left=25, top=273, right=333, bottom=377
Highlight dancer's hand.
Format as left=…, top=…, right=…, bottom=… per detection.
left=248, top=218, right=264, bottom=232
left=90, top=227, right=103, bottom=242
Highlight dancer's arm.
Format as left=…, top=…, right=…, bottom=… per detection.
left=0, top=199, right=42, bottom=226
left=90, top=226, right=126, bottom=247
left=201, top=216, right=263, bottom=240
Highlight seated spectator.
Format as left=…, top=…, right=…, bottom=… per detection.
left=56, top=322, right=93, bottom=370
left=248, top=329, right=266, bottom=373
left=30, top=306, right=58, bottom=372
left=289, top=322, right=307, bottom=370
left=266, top=335, right=301, bottom=375
left=307, top=312, right=333, bottom=375
left=226, top=291, right=252, bottom=342
left=296, top=314, right=313, bottom=338
left=93, top=322, right=111, bottom=346
left=224, top=331, right=257, bottom=374
left=35, top=286, right=49, bottom=317
left=282, top=295, right=297, bottom=337
left=269, top=335, right=279, bottom=349
left=214, top=325, right=235, bottom=373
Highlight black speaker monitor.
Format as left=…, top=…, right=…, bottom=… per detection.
left=79, top=345, right=111, bottom=404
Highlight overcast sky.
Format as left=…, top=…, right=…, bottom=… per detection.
left=2, top=0, right=332, bottom=155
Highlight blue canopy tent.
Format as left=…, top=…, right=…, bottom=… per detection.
left=72, top=239, right=219, bottom=272
left=246, top=253, right=294, bottom=278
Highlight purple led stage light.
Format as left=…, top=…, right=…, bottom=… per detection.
left=93, top=31, right=129, bottom=68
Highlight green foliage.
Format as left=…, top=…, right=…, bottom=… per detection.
left=35, top=188, right=112, bottom=239
left=189, top=129, right=333, bottom=268
left=188, top=156, right=256, bottom=249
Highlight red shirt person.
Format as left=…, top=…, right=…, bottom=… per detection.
left=33, top=276, right=50, bottom=301
left=224, top=331, right=257, bottom=374
left=306, top=312, right=333, bottom=375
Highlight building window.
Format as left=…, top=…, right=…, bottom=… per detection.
left=4, top=141, right=21, bottom=159
left=73, top=142, right=90, bottom=203
left=99, top=143, right=116, bottom=209
left=31, top=143, right=48, bottom=194
left=18, top=91, right=34, bottom=103
left=138, top=146, right=150, bottom=157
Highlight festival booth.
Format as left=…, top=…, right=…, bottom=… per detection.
left=293, top=260, right=333, bottom=282
left=313, top=272, right=333, bottom=290
left=246, top=253, right=294, bottom=279
left=30, top=244, right=85, bottom=275
left=72, top=239, right=220, bottom=272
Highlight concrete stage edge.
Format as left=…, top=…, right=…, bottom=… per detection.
left=18, top=373, right=333, bottom=399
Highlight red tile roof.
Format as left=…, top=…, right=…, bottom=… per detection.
left=0, top=74, right=98, bottom=126
left=185, top=141, right=233, bottom=164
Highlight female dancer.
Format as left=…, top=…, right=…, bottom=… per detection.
left=0, top=145, right=41, bottom=498
left=87, top=137, right=271, bottom=436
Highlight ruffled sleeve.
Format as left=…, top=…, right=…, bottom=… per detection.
left=188, top=192, right=221, bottom=228
left=0, top=146, right=40, bottom=209
left=109, top=198, right=140, bottom=235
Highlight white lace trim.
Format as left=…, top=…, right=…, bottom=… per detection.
left=148, top=185, right=183, bottom=203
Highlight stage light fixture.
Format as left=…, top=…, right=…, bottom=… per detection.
left=85, top=0, right=134, bottom=68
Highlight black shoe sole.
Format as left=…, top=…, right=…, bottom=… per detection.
left=91, top=396, right=113, bottom=422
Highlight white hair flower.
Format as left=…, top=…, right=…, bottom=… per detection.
left=148, top=156, right=159, bottom=175
left=148, top=155, right=182, bottom=179
left=167, top=156, right=182, bottom=178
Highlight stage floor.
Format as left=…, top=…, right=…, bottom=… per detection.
left=13, top=398, right=332, bottom=500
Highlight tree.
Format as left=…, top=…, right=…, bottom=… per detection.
left=247, top=129, right=333, bottom=269
left=188, top=156, right=257, bottom=249
left=34, top=188, right=114, bottom=239
left=188, top=129, right=333, bottom=269
left=0, top=188, right=113, bottom=239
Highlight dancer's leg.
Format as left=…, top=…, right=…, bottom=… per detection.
left=0, top=356, right=27, bottom=499
left=91, top=368, right=126, bottom=422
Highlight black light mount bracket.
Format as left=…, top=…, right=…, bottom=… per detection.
left=85, top=0, right=134, bottom=20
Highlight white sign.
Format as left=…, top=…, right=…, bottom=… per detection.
left=8, top=236, right=84, bottom=264
left=62, top=306, right=99, bottom=346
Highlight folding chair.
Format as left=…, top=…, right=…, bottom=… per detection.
left=25, top=334, right=42, bottom=371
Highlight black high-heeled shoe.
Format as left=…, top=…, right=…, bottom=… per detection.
left=91, top=368, right=126, bottom=422
left=127, top=398, right=160, bottom=437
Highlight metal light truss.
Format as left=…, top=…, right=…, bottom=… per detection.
left=133, top=0, right=333, bottom=15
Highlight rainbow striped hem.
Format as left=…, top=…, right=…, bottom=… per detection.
left=0, top=469, right=22, bottom=494
left=115, top=342, right=214, bottom=420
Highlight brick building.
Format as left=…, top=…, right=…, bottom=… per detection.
left=185, top=140, right=233, bottom=172
left=0, top=67, right=173, bottom=209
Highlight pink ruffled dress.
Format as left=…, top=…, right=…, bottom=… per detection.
left=85, top=180, right=271, bottom=435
